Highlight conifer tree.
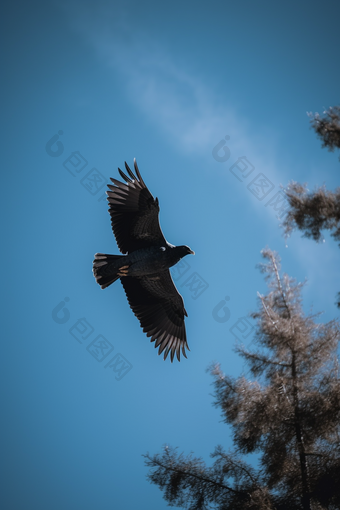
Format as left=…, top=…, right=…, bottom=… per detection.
left=144, top=249, right=340, bottom=510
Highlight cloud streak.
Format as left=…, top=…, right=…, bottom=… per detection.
left=61, top=2, right=261, bottom=158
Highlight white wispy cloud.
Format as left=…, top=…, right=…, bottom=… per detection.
left=103, top=49, right=243, bottom=156
left=60, top=1, right=266, bottom=160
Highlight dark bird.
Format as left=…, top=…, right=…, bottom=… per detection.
left=93, top=159, right=194, bottom=362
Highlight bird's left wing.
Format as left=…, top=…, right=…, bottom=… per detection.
left=107, top=159, right=167, bottom=253
left=120, top=271, right=190, bottom=362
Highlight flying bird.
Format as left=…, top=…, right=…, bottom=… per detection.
left=92, top=159, right=194, bottom=362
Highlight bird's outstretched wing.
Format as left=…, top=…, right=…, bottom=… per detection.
left=107, top=159, right=167, bottom=254
left=120, top=271, right=190, bottom=362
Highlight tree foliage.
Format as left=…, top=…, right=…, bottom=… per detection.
left=144, top=249, right=340, bottom=510
left=281, top=183, right=340, bottom=246
left=282, top=105, right=340, bottom=307
left=309, top=106, right=340, bottom=156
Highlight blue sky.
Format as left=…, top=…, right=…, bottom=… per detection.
left=1, top=1, right=339, bottom=509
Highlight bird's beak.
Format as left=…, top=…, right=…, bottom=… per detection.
left=189, top=249, right=195, bottom=255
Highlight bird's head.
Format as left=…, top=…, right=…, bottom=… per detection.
left=180, top=245, right=195, bottom=256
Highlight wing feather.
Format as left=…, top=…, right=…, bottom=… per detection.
left=118, top=168, right=133, bottom=183
left=120, top=271, right=189, bottom=362
left=133, top=159, right=147, bottom=188
left=107, top=159, right=166, bottom=253
left=124, top=161, right=137, bottom=181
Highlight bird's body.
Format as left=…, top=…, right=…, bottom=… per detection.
left=97, top=245, right=189, bottom=278
left=92, top=159, right=194, bottom=362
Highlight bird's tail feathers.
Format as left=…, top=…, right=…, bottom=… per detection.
left=93, top=253, right=126, bottom=289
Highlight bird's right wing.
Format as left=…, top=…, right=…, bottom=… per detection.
left=107, top=159, right=167, bottom=254
left=120, top=271, right=190, bottom=362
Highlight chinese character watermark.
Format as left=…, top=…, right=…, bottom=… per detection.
left=212, top=296, right=231, bottom=323
left=45, top=131, right=108, bottom=202
left=51, top=298, right=132, bottom=381
left=229, top=316, right=254, bottom=341
left=181, top=272, right=209, bottom=300
left=212, top=136, right=290, bottom=218
left=170, top=264, right=209, bottom=300
left=247, top=173, right=275, bottom=201
left=105, top=354, right=133, bottom=381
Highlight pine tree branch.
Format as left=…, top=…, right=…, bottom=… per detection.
left=304, top=452, right=329, bottom=457
left=214, top=450, right=258, bottom=485
left=257, top=292, right=279, bottom=332
left=237, top=345, right=291, bottom=368
left=143, top=453, right=240, bottom=495
left=309, top=105, right=340, bottom=155
left=281, top=182, right=340, bottom=246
